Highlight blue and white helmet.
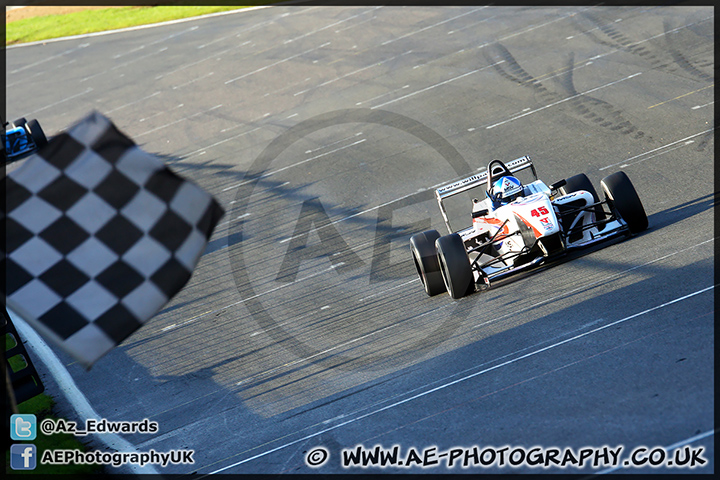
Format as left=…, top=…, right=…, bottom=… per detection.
left=489, top=176, right=523, bottom=206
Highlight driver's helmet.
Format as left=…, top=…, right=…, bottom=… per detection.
left=488, top=175, right=523, bottom=207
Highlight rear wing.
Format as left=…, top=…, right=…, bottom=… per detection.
left=435, top=155, right=537, bottom=232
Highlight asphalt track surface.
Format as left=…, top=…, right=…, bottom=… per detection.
left=6, top=5, right=715, bottom=475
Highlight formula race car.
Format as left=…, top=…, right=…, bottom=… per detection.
left=410, top=156, right=648, bottom=299
left=3, top=117, right=48, bottom=161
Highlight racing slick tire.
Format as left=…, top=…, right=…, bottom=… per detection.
left=410, top=229, right=445, bottom=296
left=600, top=171, right=648, bottom=234
left=13, top=117, right=27, bottom=128
left=25, top=119, right=48, bottom=149
left=559, top=173, right=606, bottom=222
left=436, top=233, right=473, bottom=300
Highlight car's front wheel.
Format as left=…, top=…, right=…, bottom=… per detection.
left=25, top=119, right=48, bottom=149
left=436, top=233, right=473, bottom=299
left=601, top=171, right=648, bottom=234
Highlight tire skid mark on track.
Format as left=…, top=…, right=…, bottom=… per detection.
left=554, top=52, right=645, bottom=137
left=564, top=6, right=652, bottom=40
left=577, top=11, right=714, bottom=82
left=484, top=44, right=645, bottom=137
left=340, top=9, right=589, bottom=108
left=483, top=72, right=642, bottom=130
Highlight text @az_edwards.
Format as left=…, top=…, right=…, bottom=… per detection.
left=39, top=417, right=158, bottom=436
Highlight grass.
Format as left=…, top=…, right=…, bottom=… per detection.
left=6, top=5, right=256, bottom=45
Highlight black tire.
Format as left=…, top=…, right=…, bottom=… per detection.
left=410, top=229, right=445, bottom=296
left=559, top=173, right=606, bottom=222
left=436, top=233, right=473, bottom=299
left=25, top=119, right=48, bottom=148
left=600, top=171, right=648, bottom=234
left=13, top=117, right=27, bottom=128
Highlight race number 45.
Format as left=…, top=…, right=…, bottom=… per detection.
left=530, top=206, right=549, bottom=217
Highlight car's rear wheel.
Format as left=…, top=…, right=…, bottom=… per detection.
left=25, top=119, right=48, bottom=149
left=410, top=229, right=445, bottom=296
left=600, top=171, right=648, bottom=234
left=436, top=233, right=473, bottom=299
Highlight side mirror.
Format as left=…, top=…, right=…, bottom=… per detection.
left=549, top=179, right=567, bottom=191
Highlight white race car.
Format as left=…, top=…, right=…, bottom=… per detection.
left=410, top=156, right=648, bottom=299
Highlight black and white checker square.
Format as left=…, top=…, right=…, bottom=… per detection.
left=3, top=111, right=224, bottom=367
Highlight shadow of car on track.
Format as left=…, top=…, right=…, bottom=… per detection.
left=646, top=193, right=716, bottom=231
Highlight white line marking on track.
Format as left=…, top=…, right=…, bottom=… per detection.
left=156, top=45, right=237, bottom=80
left=81, top=47, right=169, bottom=82
left=371, top=61, right=504, bottom=109
left=618, top=142, right=693, bottom=169
left=204, top=284, right=714, bottom=474
left=222, top=138, right=366, bottom=192
left=135, top=104, right=223, bottom=137
left=24, top=88, right=94, bottom=116
left=335, top=14, right=378, bottom=34
left=357, top=85, right=410, bottom=106
left=8, top=309, right=159, bottom=475
left=105, top=91, right=161, bottom=114
left=381, top=7, right=488, bottom=46
left=278, top=187, right=427, bottom=244
left=225, top=42, right=331, bottom=84
left=305, top=132, right=363, bottom=154
left=8, top=44, right=89, bottom=73
left=181, top=127, right=261, bottom=160
left=484, top=72, right=642, bottom=129
left=172, top=72, right=214, bottom=90
left=599, top=128, right=715, bottom=170
left=358, top=278, right=419, bottom=302
left=692, top=101, right=714, bottom=110
left=295, top=50, right=413, bottom=96
left=157, top=264, right=344, bottom=333
left=113, top=26, right=198, bottom=60
left=284, top=8, right=377, bottom=44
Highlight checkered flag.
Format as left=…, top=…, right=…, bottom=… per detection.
left=2, top=111, right=224, bottom=368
